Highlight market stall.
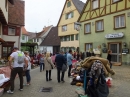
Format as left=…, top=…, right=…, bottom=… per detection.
left=0, top=62, right=11, bottom=91
left=70, top=56, right=115, bottom=97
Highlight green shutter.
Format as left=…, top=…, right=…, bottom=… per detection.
left=72, top=12, right=74, bottom=18
left=67, top=1, right=71, bottom=7
left=71, top=35, right=74, bottom=41
left=65, top=14, right=68, bottom=19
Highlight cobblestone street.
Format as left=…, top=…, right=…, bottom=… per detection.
left=1, top=65, right=130, bottom=97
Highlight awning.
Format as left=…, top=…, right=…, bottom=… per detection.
left=0, top=38, right=5, bottom=42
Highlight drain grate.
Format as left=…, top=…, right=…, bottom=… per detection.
left=39, top=87, right=53, bottom=92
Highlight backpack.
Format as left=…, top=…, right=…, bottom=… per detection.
left=17, top=51, right=24, bottom=64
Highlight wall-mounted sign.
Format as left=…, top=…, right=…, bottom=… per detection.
left=105, top=32, right=124, bottom=39
left=122, top=48, right=129, bottom=54
left=102, top=48, right=107, bottom=53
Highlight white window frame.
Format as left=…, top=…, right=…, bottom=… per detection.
left=22, top=35, right=25, bottom=40
left=8, top=27, right=15, bottom=35
left=85, top=23, right=91, bottom=33
left=85, top=43, right=93, bottom=52
left=62, top=25, right=67, bottom=32
left=114, top=15, right=125, bottom=28
left=92, top=0, right=99, bottom=9
left=96, top=20, right=104, bottom=31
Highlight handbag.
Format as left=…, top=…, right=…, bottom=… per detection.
left=46, top=58, right=53, bottom=69
left=62, top=64, right=67, bottom=72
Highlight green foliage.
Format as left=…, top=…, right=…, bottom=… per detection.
left=21, top=46, right=30, bottom=52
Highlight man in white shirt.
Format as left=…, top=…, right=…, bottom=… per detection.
left=7, top=47, right=26, bottom=94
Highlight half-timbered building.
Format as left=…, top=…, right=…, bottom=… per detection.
left=78, top=0, right=130, bottom=65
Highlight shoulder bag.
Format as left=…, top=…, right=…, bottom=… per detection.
left=46, top=58, right=53, bottom=69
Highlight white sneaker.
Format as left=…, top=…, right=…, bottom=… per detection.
left=19, top=89, right=23, bottom=91
left=7, top=90, right=14, bottom=94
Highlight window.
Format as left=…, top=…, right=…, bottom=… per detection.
left=92, top=0, right=99, bottom=9
left=96, top=20, right=104, bottom=31
left=60, top=37, right=63, bottom=42
left=67, top=36, right=70, bottom=41
left=8, top=27, right=15, bottom=35
left=62, top=25, right=67, bottom=32
left=67, top=1, right=71, bottom=7
left=22, top=35, right=25, bottom=40
left=114, top=14, right=125, bottom=29
left=85, top=43, right=93, bottom=51
left=34, top=39, right=36, bottom=42
left=37, top=38, right=39, bottom=42
left=113, top=0, right=121, bottom=3
left=85, top=23, right=91, bottom=33
left=71, top=35, right=74, bottom=41
left=66, top=12, right=74, bottom=19
left=64, top=36, right=67, bottom=41
left=75, top=34, right=78, bottom=40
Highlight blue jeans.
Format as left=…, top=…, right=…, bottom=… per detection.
left=25, top=70, right=31, bottom=83
left=40, top=63, right=44, bottom=71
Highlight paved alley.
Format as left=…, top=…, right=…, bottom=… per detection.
left=1, top=65, right=130, bottom=97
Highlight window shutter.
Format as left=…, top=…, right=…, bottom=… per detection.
left=72, top=12, right=74, bottom=18
left=2, top=25, right=8, bottom=35
left=16, top=27, right=20, bottom=36
left=65, top=14, right=68, bottom=19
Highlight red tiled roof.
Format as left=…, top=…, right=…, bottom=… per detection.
left=28, top=32, right=36, bottom=40
left=35, top=26, right=52, bottom=38
left=8, top=0, right=25, bottom=26
left=22, top=27, right=29, bottom=36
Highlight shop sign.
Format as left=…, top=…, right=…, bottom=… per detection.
left=122, top=48, right=129, bottom=54
left=105, top=32, right=124, bottom=39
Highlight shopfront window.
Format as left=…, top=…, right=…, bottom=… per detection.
left=2, top=46, right=12, bottom=59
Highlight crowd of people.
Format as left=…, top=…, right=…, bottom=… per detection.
left=6, top=47, right=112, bottom=94
left=6, top=47, right=77, bottom=94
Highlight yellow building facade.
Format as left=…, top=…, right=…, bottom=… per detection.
left=57, top=0, right=85, bottom=52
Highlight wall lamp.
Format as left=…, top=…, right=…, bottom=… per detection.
left=123, top=42, right=127, bottom=47
left=102, top=43, right=106, bottom=47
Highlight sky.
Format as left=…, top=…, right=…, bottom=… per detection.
left=24, top=0, right=87, bottom=32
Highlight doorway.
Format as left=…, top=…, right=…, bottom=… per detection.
left=108, top=42, right=122, bottom=63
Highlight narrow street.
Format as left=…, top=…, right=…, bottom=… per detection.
left=2, top=65, right=130, bottom=97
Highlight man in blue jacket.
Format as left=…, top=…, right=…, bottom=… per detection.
left=55, top=51, right=66, bottom=83
left=67, top=49, right=73, bottom=77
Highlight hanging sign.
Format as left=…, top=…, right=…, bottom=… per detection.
left=105, top=32, right=124, bottom=39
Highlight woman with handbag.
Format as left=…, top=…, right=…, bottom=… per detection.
left=44, top=53, right=55, bottom=81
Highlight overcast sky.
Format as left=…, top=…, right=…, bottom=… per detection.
left=24, top=0, right=87, bottom=32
